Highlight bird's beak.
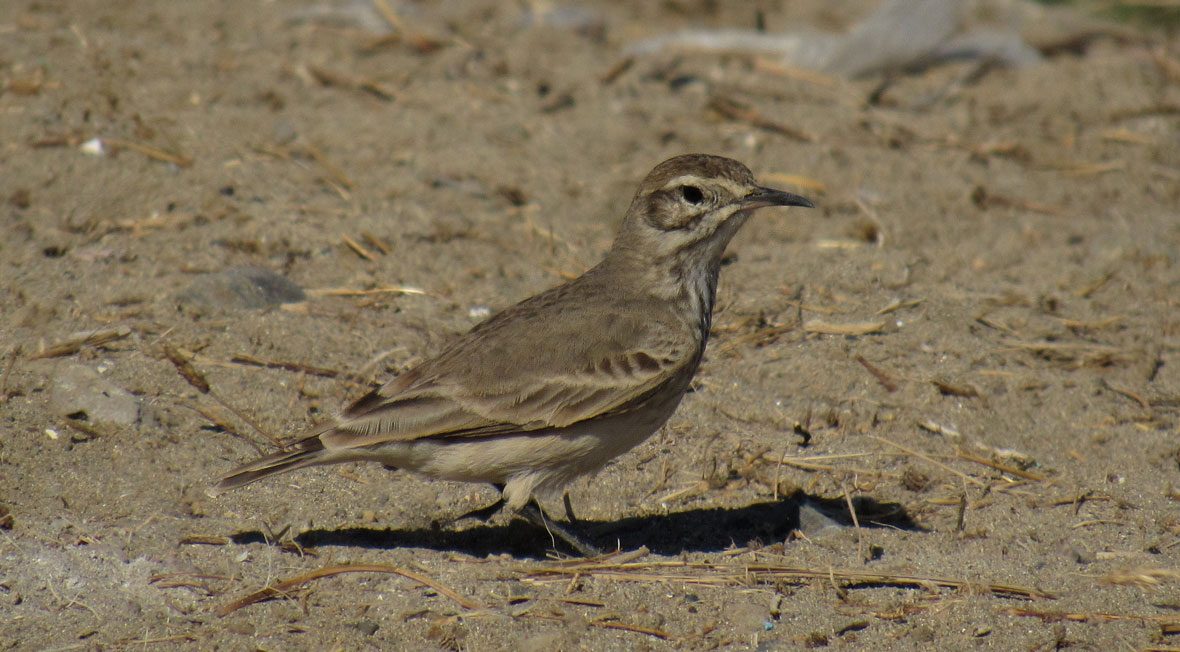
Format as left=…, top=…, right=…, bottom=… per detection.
left=740, top=186, right=815, bottom=210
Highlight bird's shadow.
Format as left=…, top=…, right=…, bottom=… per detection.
left=230, top=491, right=922, bottom=559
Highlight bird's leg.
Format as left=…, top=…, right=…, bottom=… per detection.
left=452, top=483, right=507, bottom=523
left=453, top=485, right=600, bottom=556
left=518, top=501, right=602, bottom=557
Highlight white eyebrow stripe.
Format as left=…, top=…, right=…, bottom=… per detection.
left=660, top=175, right=746, bottom=197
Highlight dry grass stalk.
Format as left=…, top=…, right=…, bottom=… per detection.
left=29, top=325, right=132, bottom=360
left=804, top=320, right=885, bottom=336
left=218, top=563, right=482, bottom=616
left=228, top=353, right=342, bottom=379
left=871, top=435, right=986, bottom=487
left=181, top=401, right=263, bottom=453
left=178, top=535, right=232, bottom=546
left=1101, top=567, right=1180, bottom=588
left=917, top=420, right=961, bottom=440
left=955, top=451, right=1045, bottom=482
left=1055, top=315, right=1124, bottom=331
left=932, top=379, right=981, bottom=399
left=511, top=610, right=673, bottom=640
left=1101, top=128, right=1153, bottom=145
left=1055, top=160, right=1126, bottom=176
left=854, top=354, right=898, bottom=392
left=341, top=233, right=378, bottom=261
left=306, top=63, right=395, bottom=101
left=1006, top=606, right=1180, bottom=627
left=298, top=143, right=354, bottom=192
left=599, top=56, right=634, bottom=84
left=103, top=137, right=193, bottom=168
left=370, top=0, right=444, bottom=53
left=591, top=619, right=672, bottom=639
left=707, top=96, right=815, bottom=142
left=524, top=559, right=1053, bottom=600
left=1101, top=379, right=1150, bottom=409
left=206, top=390, right=284, bottom=448
left=361, top=231, right=392, bottom=254
left=1001, top=339, right=1129, bottom=367
left=876, top=298, right=922, bottom=316
left=307, top=285, right=427, bottom=298
left=751, top=57, right=838, bottom=87
left=161, top=343, right=211, bottom=393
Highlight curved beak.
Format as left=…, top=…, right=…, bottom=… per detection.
left=741, top=186, right=815, bottom=210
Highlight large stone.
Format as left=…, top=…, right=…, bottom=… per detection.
left=49, top=363, right=140, bottom=427
left=176, top=266, right=305, bottom=313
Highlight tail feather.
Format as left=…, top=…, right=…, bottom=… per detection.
left=211, top=436, right=327, bottom=495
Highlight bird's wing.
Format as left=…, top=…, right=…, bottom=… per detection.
left=318, top=300, right=695, bottom=451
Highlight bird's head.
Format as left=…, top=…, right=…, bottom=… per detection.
left=612, top=154, right=813, bottom=267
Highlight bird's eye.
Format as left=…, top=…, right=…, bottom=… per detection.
left=680, top=185, right=704, bottom=205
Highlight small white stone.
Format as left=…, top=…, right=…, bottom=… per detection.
left=80, top=137, right=105, bottom=156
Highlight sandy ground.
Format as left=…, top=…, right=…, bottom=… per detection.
left=2, top=0, right=1180, bottom=649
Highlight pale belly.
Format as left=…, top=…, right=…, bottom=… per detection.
left=361, top=395, right=682, bottom=510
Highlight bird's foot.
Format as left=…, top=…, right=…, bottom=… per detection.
left=518, top=502, right=602, bottom=557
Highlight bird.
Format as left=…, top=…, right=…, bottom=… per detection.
left=213, top=154, right=814, bottom=554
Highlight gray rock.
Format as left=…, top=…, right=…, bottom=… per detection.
left=49, top=363, right=140, bottom=426
left=177, top=266, right=305, bottom=313
left=796, top=500, right=849, bottom=537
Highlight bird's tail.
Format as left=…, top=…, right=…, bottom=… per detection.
left=210, top=436, right=327, bottom=495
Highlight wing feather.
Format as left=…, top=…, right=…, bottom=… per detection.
left=317, top=273, right=700, bottom=452
left=322, top=342, right=691, bottom=450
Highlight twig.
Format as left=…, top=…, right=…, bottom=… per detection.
left=341, top=234, right=377, bottom=261
left=876, top=298, right=922, bottom=316
left=524, top=560, right=1052, bottom=600
left=804, top=320, right=885, bottom=336
left=1100, top=379, right=1150, bottom=410
left=592, top=619, right=672, bottom=640
left=932, top=379, right=981, bottom=399
left=1000, top=339, right=1128, bottom=367
left=306, top=286, right=426, bottom=298
left=751, top=57, right=838, bottom=87
left=161, top=343, right=210, bottom=393
left=370, top=0, right=444, bottom=53
left=854, top=354, right=898, bottom=392
left=228, top=353, right=342, bottom=379
left=841, top=479, right=866, bottom=562
left=180, top=401, right=264, bottom=454
left=29, top=326, right=132, bottom=360
left=1005, top=606, right=1179, bottom=626
left=207, top=391, right=283, bottom=448
left=870, top=435, right=985, bottom=487
left=707, top=96, right=814, bottom=142
left=599, top=57, right=634, bottom=84
left=305, top=63, right=396, bottom=101
left=218, top=563, right=482, bottom=616
left=955, top=451, right=1045, bottom=482
left=103, top=137, right=193, bottom=167
left=1100, top=567, right=1180, bottom=588
left=300, top=143, right=354, bottom=190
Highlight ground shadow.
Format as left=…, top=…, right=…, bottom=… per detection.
left=231, top=491, right=921, bottom=558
